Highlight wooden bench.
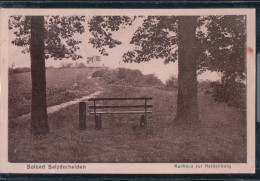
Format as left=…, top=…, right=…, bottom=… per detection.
left=79, top=97, right=153, bottom=130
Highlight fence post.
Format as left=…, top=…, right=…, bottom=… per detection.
left=79, top=102, right=86, bottom=130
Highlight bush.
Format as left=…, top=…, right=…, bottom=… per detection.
left=165, top=75, right=178, bottom=90
left=210, top=79, right=246, bottom=109
left=92, top=68, right=163, bottom=87
left=60, top=63, right=73, bottom=68
left=144, top=74, right=163, bottom=87
left=198, top=80, right=212, bottom=94
left=76, top=62, right=86, bottom=68
left=92, top=69, right=111, bottom=78
left=116, top=68, right=163, bottom=87
left=117, top=68, right=142, bottom=85
left=92, top=69, right=116, bottom=83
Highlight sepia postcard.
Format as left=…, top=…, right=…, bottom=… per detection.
left=0, top=8, right=256, bottom=174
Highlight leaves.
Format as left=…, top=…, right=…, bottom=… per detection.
left=88, top=16, right=136, bottom=56
left=9, top=16, right=85, bottom=60
left=9, top=16, right=31, bottom=54
left=197, top=15, right=246, bottom=108
left=197, top=15, right=246, bottom=80
left=123, top=16, right=178, bottom=64
left=87, top=15, right=246, bottom=109
left=210, top=77, right=246, bottom=109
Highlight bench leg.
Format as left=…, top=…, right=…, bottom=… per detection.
left=79, top=102, right=86, bottom=130
left=140, top=115, right=146, bottom=128
left=95, top=114, right=102, bottom=130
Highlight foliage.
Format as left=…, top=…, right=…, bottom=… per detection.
left=165, top=75, right=178, bottom=90
left=117, top=68, right=142, bottom=83
left=197, top=16, right=246, bottom=80
left=9, top=16, right=85, bottom=60
left=88, top=16, right=137, bottom=56
left=92, top=68, right=163, bottom=87
left=9, top=67, right=31, bottom=74
left=123, top=16, right=178, bottom=64
left=197, top=80, right=211, bottom=92
left=143, top=74, right=163, bottom=87
left=123, top=16, right=246, bottom=78
left=116, top=68, right=163, bottom=87
left=89, top=15, right=246, bottom=109
left=210, top=78, right=246, bottom=109
left=61, top=63, right=73, bottom=68
left=200, top=16, right=246, bottom=108
left=92, top=68, right=117, bottom=83
left=76, top=62, right=87, bottom=68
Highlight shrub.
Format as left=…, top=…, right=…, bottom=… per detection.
left=165, top=75, right=178, bottom=90
left=92, top=69, right=116, bottom=83
left=117, top=68, right=142, bottom=85
left=197, top=80, right=212, bottom=94
left=60, top=63, right=73, bottom=68
left=92, top=69, right=111, bottom=78
left=76, top=62, right=86, bottom=68
left=210, top=79, right=246, bottom=109
left=116, top=68, right=163, bottom=87
left=144, top=74, right=163, bottom=87
left=92, top=68, right=163, bottom=87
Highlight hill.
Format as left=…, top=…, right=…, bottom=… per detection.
left=8, top=67, right=246, bottom=163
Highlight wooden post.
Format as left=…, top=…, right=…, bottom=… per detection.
left=94, top=100, right=96, bottom=118
left=99, top=114, right=102, bottom=128
left=145, top=100, right=147, bottom=127
left=94, top=100, right=101, bottom=129
left=140, top=115, right=146, bottom=128
left=79, top=102, right=86, bottom=130
left=95, top=114, right=102, bottom=130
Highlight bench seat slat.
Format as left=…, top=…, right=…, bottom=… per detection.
left=88, top=97, right=152, bottom=101
left=89, top=105, right=153, bottom=109
left=90, top=111, right=152, bottom=114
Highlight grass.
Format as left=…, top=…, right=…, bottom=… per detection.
left=8, top=72, right=246, bottom=163
left=8, top=67, right=100, bottom=119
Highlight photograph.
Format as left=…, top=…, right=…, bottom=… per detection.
left=0, top=8, right=256, bottom=173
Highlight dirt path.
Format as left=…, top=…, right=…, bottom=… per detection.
left=10, top=75, right=102, bottom=123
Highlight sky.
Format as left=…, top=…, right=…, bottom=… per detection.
left=8, top=16, right=221, bottom=83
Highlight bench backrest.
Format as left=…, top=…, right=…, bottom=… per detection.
left=88, top=97, right=153, bottom=115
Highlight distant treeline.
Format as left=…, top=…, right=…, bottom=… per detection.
left=9, top=67, right=31, bottom=74
left=8, top=62, right=91, bottom=74
left=9, top=67, right=58, bottom=74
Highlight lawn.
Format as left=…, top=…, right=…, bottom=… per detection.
left=8, top=72, right=246, bottom=163
left=8, top=67, right=100, bottom=119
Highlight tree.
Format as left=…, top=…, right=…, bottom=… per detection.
left=9, top=16, right=85, bottom=135
left=201, top=16, right=246, bottom=109
left=175, top=17, right=199, bottom=123
left=89, top=15, right=246, bottom=124
left=30, top=16, right=48, bottom=134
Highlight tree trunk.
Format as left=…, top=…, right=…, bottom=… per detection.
left=30, top=16, right=49, bottom=135
left=174, top=16, right=199, bottom=124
